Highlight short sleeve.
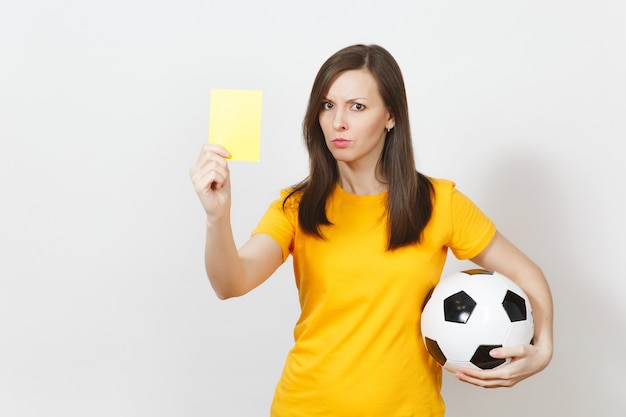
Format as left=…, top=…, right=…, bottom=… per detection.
left=251, top=189, right=298, bottom=262
left=448, top=187, right=497, bottom=260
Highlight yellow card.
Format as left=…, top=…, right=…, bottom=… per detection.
left=208, top=89, right=263, bottom=162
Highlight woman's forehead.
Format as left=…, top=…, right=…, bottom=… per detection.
left=325, top=69, right=380, bottom=100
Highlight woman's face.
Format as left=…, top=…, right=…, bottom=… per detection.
left=319, top=69, right=395, bottom=168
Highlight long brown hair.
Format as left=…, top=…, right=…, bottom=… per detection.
left=285, top=44, right=434, bottom=250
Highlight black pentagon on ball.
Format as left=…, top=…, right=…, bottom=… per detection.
left=443, top=291, right=476, bottom=323
left=462, top=268, right=493, bottom=276
left=424, top=337, right=447, bottom=367
left=502, top=290, right=527, bottom=322
left=471, top=344, right=505, bottom=369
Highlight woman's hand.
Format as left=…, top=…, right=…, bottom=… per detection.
left=189, top=144, right=232, bottom=223
left=454, top=340, right=553, bottom=388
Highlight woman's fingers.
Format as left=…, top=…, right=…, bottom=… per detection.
left=189, top=144, right=232, bottom=218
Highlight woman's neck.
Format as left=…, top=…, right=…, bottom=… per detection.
left=337, top=166, right=387, bottom=196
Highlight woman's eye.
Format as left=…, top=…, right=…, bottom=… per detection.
left=322, top=102, right=333, bottom=110
left=351, top=103, right=365, bottom=111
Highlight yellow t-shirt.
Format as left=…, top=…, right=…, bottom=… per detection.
left=252, top=178, right=496, bottom=417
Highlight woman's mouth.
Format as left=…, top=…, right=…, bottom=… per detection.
left=331, top=138, right=351, bottom=148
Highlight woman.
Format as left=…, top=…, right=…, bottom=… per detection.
left=190, top=44, right=553, bottom=417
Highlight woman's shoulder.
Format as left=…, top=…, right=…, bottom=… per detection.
left=426, top=177, right=457, bottom=194
left=277, top=187, right=302, bottom=211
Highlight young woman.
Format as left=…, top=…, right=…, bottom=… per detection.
left=190, top=44, right=553, bottom=417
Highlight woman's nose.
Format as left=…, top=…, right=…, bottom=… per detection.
left=332, top=109, right=348, bottom=131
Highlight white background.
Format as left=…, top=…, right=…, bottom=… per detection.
left=1, top=1, right=625, bottom=416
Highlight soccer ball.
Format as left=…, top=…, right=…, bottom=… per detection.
left=421, top=269, right=534, bottom=373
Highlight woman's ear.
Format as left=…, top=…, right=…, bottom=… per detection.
left=386, top=115, right=395, bottom=132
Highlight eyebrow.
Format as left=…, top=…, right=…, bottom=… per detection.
left=322, top=96, right=369, bottom=102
